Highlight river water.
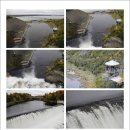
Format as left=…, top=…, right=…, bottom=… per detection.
left=14, top=15, right=63, bottom=48
left=66, top=77, right=84, bottom=88
left=7, top=50, right=63, bottom=88
left=66, top=70, right=85, bottom=88
left=9, top=50, right=62, bottom=78
left=7, top=100, right=50, bottom=118
left=66, top=90, right=123, bottom=128
left=7, top=103, right=64, bottom=128
left=67, top=12, right=116, bottom=48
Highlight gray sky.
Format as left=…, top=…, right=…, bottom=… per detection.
left=7, top=9, right=64, bottom=15
left=7, top=90, right=57, bottom=96
left=66, top=90, right=123, bottom=108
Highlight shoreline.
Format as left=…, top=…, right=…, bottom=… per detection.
left=7, top=104, right=63, bottom=120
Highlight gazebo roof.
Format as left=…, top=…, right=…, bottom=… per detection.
left=116, top=19, right=122, bottom=22
left=105, top=60, right=119, bottom=66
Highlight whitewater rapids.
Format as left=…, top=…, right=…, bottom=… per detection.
left=7, top=69, right=57, bottom=88
left=7, top=105, right=64, bottom=129
left=67, top=100, right=123, bottom=128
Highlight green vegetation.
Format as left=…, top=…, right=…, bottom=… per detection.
left=67, top=50, right=123, bottom=75
left=7, top=91, right=64, bottom=107
left=95, top=75, right=118, bottom=88
left=7, top=53, right=23, bottom=71
left=45, top=58, right=64, bottom=86
left=7, top=16, right=27, bottom=48
left=67, top=62, right=96, bottom=87
left=42, top=19, right=64, bottom=48
left=7, top=51, right=33, bottom=72
left=67, top=50, right=124, bottom=88
left=7, top=31, right=16, bottom=47
left=66, top=23, right=78, bottom=40
left=43, top=91, right=64, bottom=105
left=66, top=10, right=89, bottom=40
left=7, top=93, right=32, bottom=107
left=103, top=10, right=124, bottom=48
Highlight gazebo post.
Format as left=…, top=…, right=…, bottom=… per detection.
left=105, top=60, right=120, bottom=77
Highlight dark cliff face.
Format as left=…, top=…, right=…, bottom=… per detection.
left=7, top=16, right=27, bottom=48
left=7, top=16, right=26, bottom=32
left=66, top=9, right=89, bottom=25
left=66, top=10, right=89, bottom=40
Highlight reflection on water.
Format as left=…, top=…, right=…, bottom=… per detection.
left=66, top=77, right=84, bottom=88
left=7, top=100, right=50, bottom=118
left=67, top=12, right=116, bottom=48
left=15, top=21, right=53, bottom=48
left=10, top=50, right=62, bottom=78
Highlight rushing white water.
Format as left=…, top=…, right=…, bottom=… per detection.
left=79, top=32, right=94, bottom=48
left=7, top=69, right=57, bottom=88
left=7, top=105, right=64, bottom=129
left=67, top=102, right=123, bottom=128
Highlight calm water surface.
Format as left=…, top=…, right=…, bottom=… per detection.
left=7, top=100, right=50, bottom=118
left=67, top=12, right=116, bottom=48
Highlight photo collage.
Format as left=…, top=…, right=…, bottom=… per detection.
left=0, top=1, right=128, bottom=129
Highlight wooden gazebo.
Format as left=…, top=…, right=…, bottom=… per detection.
left=105, top=60, right=120, bottom=77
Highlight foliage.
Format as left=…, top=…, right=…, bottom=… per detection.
left=7, top=91, right=64, bottom=107
left=42, top=19, right=64, bottom=48
left=7, top=31, right=16, bottom=47
left=7, top=93, right=32, bottom=107
left=95, top=75, right=118, bottom=88
left=7, top=51, right=33, bottom=71
left=43, top=91, right=64, bottom=102
left=45, top=58, right=64, bottom=86
left=7, top=16, right=12, bottom=20
left=67, top=62, right=96, bottom=88
left=66, top=23, right=78, bottom=40
left=7, top=54, right=23, bottom=71
left=67, top=50, right=123, bottom=76
left=103, top=10, right=124, bottom=47
left=47, top=58, right=64, bottom=72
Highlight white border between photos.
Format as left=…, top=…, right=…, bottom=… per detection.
left=0, top=1, right=130, bottom=130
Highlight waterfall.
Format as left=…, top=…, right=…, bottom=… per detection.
left=7, top=105, right=64, bottom=129
left=7, top=67, right=57, bottom=88
left=79, top=32, right=94, bottom=48
left=66, top=97, right=123, bottom=128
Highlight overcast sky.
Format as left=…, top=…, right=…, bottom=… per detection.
left=7, top=9, right=64, bottom=15
left=7, top=90, right=57, bottom=96
left=66, top=90, right=123, bottom=108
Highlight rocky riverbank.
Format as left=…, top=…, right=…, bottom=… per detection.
left=7, top=16, right=27, bottom=47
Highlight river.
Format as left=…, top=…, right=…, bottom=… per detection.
left=67, top=12, right=116, bottom=48
left=7, top=50, right=63, bottom=88
left=66, top=77, right=84, bottom=88
left=7, top=100, right=50, bottom=118
left=66, top=90, right=123, bottom=128
left=66, top=70, right=85, bottom=88
left=14, top=15, right=63, bottom=48
left=9, top=50, right=62, bottom=78
left=7, top=101, right=64, bottom=128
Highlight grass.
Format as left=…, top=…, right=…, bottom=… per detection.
left=41, top=19, right=64, bottom=48
left=103, top=10, right=124, bottom=48
left=67, top=62, right=96, bottom=88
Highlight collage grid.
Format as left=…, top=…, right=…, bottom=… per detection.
left=0, top=0, right=129, bottom=129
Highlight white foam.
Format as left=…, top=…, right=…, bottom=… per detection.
left=7, top=69, right=57, bottom=88
left=7, top=105, right=64, bottom=129
left=67, top=103, right=123, bottom=128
